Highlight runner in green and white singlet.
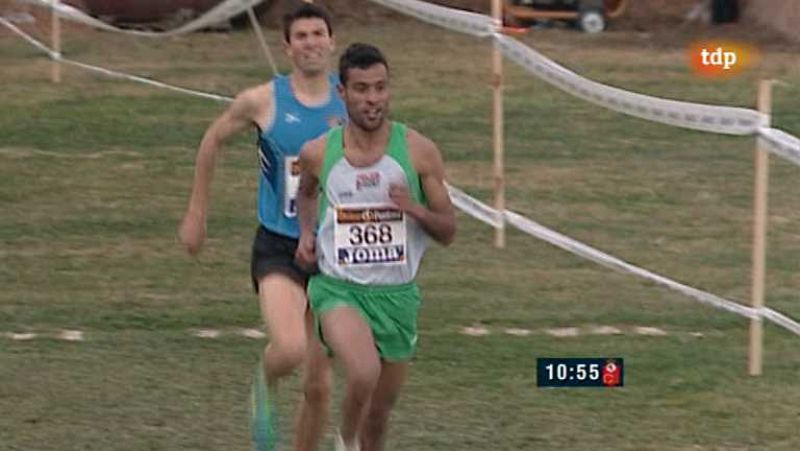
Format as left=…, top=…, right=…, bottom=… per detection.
left=315, top=122, right=429, bottom=285
left=295, top=43, right=456, bottom=451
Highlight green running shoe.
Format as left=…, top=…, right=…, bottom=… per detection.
left=251, top=361, right=279, bottom=451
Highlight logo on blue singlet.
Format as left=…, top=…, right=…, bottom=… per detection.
left=327, top=116, right=345, bottom=128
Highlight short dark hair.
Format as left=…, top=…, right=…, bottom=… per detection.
left=282, top=2, right=333, bottom=42
left=339, top=43, right=389, bottom=86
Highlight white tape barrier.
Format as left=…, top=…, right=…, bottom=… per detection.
left=758, top=127, right=800, bottom=167
left=0, top=17, right=234, bottom=103
left=4, top=13, right=799, bottom=337
left=370, top=0, right=800, bottom=167
left=494, top=34, right=766, bottom=136
left=761, top=308, right=800, bottom=336
left=2, top=11, right=35, bottom=24
left=368, top=0, right=494, bottom=37
left=21, top=0, right=263, bottom=37
left=503, top=210, right=760, bottom=319
left=62, top=59, right=234, bottom=103
left=366, top=0, right=765, bottom=136
left=1, top=14, right=54, bottom=55
left=367, top=0, right=800, bottom=165
left=447, top=185, right=503, bottom=228
left=16, top=0, right=800, bottom=165
left=448, top=184, right=800, bottom=336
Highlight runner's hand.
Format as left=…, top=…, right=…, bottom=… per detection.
left=295, top=233, right=316, bottom=270
left=178, top=210, right=206, bottom=256
left=389, top=183, right=416, bottom=212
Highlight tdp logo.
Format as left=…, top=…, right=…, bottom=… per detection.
left=701, top=47, right=737, bottom=70
left=688, top=40, right=758, bottom=78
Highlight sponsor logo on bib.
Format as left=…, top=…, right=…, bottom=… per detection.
left=334, top=206, right=406, bottom=267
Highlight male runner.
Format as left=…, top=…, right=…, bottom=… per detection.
left=178, top=3, right=346, bottom=450
left=295, top=43, right=456, bottom=451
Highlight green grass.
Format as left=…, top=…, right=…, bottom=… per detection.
left=2, top=18, right=799, bottom=451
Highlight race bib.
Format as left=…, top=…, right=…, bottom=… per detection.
left=334, top=205, right=407, bottom=267
left=284, top=156, right=300, bottom=217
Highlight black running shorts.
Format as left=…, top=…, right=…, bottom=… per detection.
left=250, top=225, right=313, bottom=292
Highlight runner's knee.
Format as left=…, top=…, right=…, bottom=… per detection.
left=348, top=361, right=381, bottom=397
left=303, top=374, right=332, bottom=407
left=368, top=391, right=398, bottom=424
left=268, top=335, right=307, bottom=369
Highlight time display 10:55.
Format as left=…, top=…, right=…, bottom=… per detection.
left=537, top=358, right=624, bottom=388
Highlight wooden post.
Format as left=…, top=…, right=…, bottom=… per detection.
left=748, top=80, right=772, bottom=376
left=491, top=0, right=506, bottom=248
left=51, top=0, right=61, bottom=83
left=246, top=8, right=279, bottom=76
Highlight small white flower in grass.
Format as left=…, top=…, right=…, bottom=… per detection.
left=634, top=326, right=668, bottom=336
left=194, top=329, right=221, bottom=338
left=589, top=325, right=622, bottom=335
left=58, top=330, right=84, bottom=341
left=504, top=328, right=532, bottom=337
left=239, top=328, right=266, bottom=339
left=545, top=327, right=580, bottom=337
left=461, top=325, right=490, bottom=336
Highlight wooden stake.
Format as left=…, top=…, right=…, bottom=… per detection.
left=51, top=0, right=61, bottom=83
left=246, top=8, right=279, bottom=76
left=491, top=0, right=505, bottom=248
left=748, top=80, right=772, bottom=376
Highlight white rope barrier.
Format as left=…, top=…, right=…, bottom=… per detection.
left=20, top=0, right=264, bottom=37
left=761, top=308, right=800, bottom=336
left=0, top=17, right=233, bottom=102
left=757, top=127, right=800, bottom=167
left=494, top=34, right=765, bottom=136
left=366, top=0, right=800, bottom=167
left=448, top=185, right=504, bottom=228
left=503, top=210, right=760, bottom=319
left=16, top=0, right=800, bottom=164
left=370, top=0, right=800, bottom=336
left=3, top=5, right=799, bottom=337
left=448, top=184, right=800, bottom=336
left=1, top=14, right=55, bottom=56
left=368, top=0, right=494, bottom=37
left=62, top=58, right=234, bottom=103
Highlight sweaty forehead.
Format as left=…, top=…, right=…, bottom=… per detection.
left=347, top=65, right=389, bottom=84
left=290, top=17, right=329, bottom=36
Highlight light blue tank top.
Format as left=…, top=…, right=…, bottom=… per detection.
left=257, top=73, right=346, bottom=238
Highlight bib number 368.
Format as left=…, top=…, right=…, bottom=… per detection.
left=334, top=206, right=406, bottom=267
left=348, top=224, right=393, bottom=245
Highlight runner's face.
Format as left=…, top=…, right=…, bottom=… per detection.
left=285, top=18, right=333, bottom=75
left=340, top=64, right=390, bottom=132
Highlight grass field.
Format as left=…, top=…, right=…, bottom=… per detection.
left=2, top=13, right=800, bottom=451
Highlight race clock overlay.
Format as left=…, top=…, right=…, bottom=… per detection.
left=537, top=358, right=624, bottom=388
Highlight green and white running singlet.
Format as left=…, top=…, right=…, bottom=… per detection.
left=315, top=122, right=429, bottom=285
left=308, top=122, right=429, bottom=361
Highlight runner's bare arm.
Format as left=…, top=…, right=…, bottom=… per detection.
left=390, top=131, right=456, bottom=246
left=295, top=136, right=326, bottom=266
left=178, top=84, right=272, bottom=254
left=185, top=85, right=272, bottom=217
